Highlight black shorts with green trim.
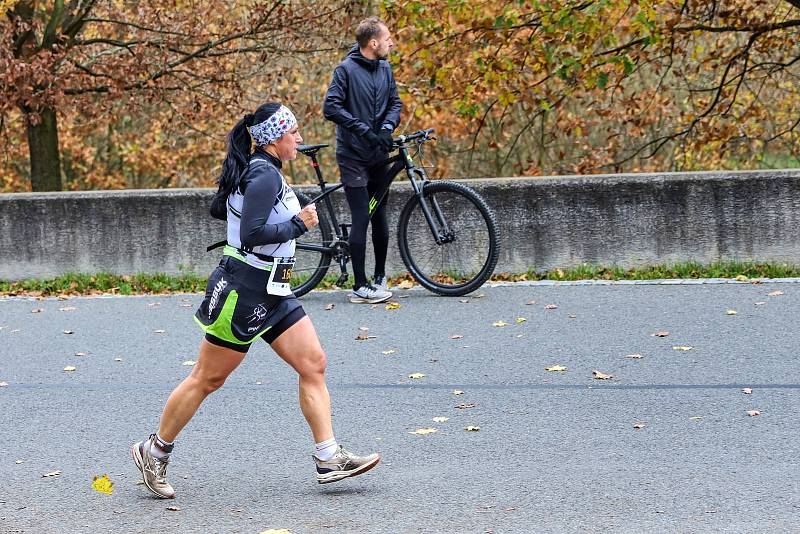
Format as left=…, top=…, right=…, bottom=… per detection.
left=194, top=256, right=304, bottom=353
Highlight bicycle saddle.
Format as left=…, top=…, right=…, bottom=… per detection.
left=297, top=144, right=330, bottom=156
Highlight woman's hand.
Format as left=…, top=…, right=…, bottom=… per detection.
left=298, top=204, right=319, bottom=229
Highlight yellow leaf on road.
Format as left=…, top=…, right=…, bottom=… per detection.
left=42, top=470, right=61, bottom=478
left=592, top=370, right=613, bottom=380
left=767, top=290, right=784, bottom=297
left=690, top=416, right=703, bottom=420
left=385, top=301, right=401, bottom=310
left=408, top=373, right=426, bottom=379
left=726, top=309, right=737, bottom=315
left=452, top=389, right=464, bottom=395
left=92, top=474, right=114, bottom=495
left=515, top=317, right=527, bottom=323
left=182, top=360, right=195, bottom=366
left=672, top=346, right=693, bottom=351
left=492, top=321, right=509, bottom=327
left=409, top=428, right=437, bottom=435
left=63, top=366, right=77, bottom=372
left=381, top=350, right=396, bottom=355
left=545, top=365, right=567, bottom=372
left=432, top=416, right=449, bottom=423
left=397, top=279, right=414, bottom=289
left=735, top=275, right=748, bottom=282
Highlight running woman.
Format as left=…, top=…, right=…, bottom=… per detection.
left=131, top=102, right=380, bottom=499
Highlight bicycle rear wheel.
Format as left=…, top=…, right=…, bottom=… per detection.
left=292, top=191, right=333, bottom=297
left=397, top=181, right=500, bottom=296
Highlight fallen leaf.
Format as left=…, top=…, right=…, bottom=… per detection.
left=450, top=334, right=463, bottom=339
left=625, top=354, right=644, bottom=359
left=397, top=279, right=415, bottom=289
left=154, top=329, right=166, bottom=334
left=651, top=331, right=669, bottom=337
left=42, top=470, right=62, bottom=478
left=355, top=327, right=370, bottom=340
left=182, top=360, right=196, bottom=366
left=147, top=302, right=161, bottom=307
left=31, top=308, right=44, bottom=314
left=568, top=314, right=577, bottom=319
left=464, top=426, right=481, bottom=432
left=408, top=373, right=426, bottom=379
left=166, top=506, right=181, bottom=512
left=544, top=304, right=558, bottom=310
left=453, top=390, right=464, bottom=395
left=754, top=301, right=766, bottom=306
left=381, top=349, right=395, bottom=355
left=432, top=416, right=449, bottom=423
left=746, top=410, right=760, bottom=417
left=735, top=274, right=749, bottom=282
left=409, top=428, right=437, bottom=435
left=179, top=303, right=193, bottom=307
left=15, top=459, right=23, bottom=464
left=767, top=290, right=784, bottom=297
left=672, top=346, right=693, bottom=351
left=516, top=334, right=524, bottom=338
left=92, top=474, right=114, bottom=495
left=592, top=370, right=613, bottom=380
left=59, top=306, right=77, bottom=312
left=63, top=366, right=77, bottom=372
left=385, top=301, right=401, bottom=310
left=62, top=330, right=74, bottom=335
left=742, top=388, right=753, bottom=394
left=525, top=300, right=536, bottom=305
left=459, top=299, right=470, bottom=303
left=515, top=317, right=527, bottom=323
left=492, top=321, right=509, bottom=327
left=114, top=358, right=123, bottom=362
left=258, top=530, right=293, bottom=534
left=633, top=422, right=646, bottom=430
left=545, top=365, right=567, bottom=372
left=474, top=293, right=486, bottom=299
left=689, top=416, right=703, bottom=421
left=0, top=381, right=8, bottom=387
left=324, top=303, right=335, bottom=311
left=726, top=309, right=737, bottom=315
left=455, top=403, right=476, bottom=409
left=75, top=352, right=88, bottom=357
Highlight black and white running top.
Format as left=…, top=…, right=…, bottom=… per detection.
left=225, top=149, right=307, bottom=269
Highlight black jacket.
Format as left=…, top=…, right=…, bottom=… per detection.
left=323, top=45, right=403, bottom=162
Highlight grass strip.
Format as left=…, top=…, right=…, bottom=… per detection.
left=2, top=261, right=799, bottom=297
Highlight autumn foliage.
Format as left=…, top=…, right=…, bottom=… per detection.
left=1, top=0, right=799, bottom=191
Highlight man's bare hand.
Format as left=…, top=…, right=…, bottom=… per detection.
left=298, top=204, right=318, bottom=229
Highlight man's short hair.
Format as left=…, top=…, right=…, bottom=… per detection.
left=355, top=17, right=386, bottom=48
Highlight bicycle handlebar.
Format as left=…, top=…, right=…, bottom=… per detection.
left=395, top=128, right=435, bottom=145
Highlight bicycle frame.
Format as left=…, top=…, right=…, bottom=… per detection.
left=297, top=135, right=451, bottom=257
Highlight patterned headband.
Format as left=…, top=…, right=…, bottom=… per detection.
left=249, top=105, right=297, bottom=146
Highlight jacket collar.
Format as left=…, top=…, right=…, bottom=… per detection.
left=347, top=43, right=380, bottom=71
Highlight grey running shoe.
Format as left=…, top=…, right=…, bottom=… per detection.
left=349, top=284, right=392, bottom=304
left=131, top=434, right=176, bottom=499
left=372, top=275, right=389, bottom=291
left=313, top=445, right=380, bottom=484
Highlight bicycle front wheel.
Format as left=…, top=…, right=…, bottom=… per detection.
left=397, top=181, right=500, bottom=296
left=292, top=191, right=333, bottom=297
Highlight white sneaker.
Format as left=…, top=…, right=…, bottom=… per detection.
left=372, top=275, right=389, bottom=291
left=349, top=284, right=392, bottom=304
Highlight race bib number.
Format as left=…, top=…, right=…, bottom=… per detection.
left=266, top=258, right=294, bottom=296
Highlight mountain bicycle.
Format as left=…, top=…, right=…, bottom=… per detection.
left=292, top=128, right=500, bottom=297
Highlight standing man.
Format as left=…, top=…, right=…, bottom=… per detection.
left=324, top=16, right=402, bottom=304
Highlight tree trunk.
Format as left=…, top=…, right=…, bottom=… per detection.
left=26, top=107, right=63, bottom=191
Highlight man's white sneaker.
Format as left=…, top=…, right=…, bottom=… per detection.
left=349, top=284, right=392, bottom=304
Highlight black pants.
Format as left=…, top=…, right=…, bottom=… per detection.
left=338, top=156, right=391, bottom=289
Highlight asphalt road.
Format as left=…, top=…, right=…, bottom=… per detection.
left=1, top=281, right=799, bottom=533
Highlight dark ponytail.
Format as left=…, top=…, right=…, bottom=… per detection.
left=209, top=102, right=282, bottom=220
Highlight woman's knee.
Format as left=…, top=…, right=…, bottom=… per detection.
left=301, top=348, right=328, bottom=377
left=190, top=370, right=229, bottom=396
